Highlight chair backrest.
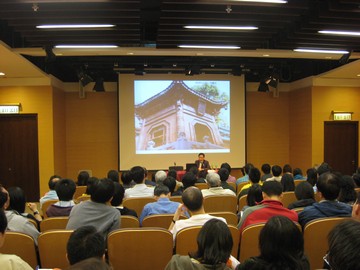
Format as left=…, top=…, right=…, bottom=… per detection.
left=27, top=218, right=39, bottom=230
left=41, top=199, right=59, bottom=218
left=281, top=191, right=297, bottom=208
left=238, top=194, right=248, bottom=212
left=123, top=197, right=157, bottom=217
left=142, top=214, right=174, bottom=228
left=73, top=185, right=87, bottom=200
left=121, top=215, right=140, bottom=228
left=75, top=194, right=91, bottom=204
left=294, top=180, right=305, bottom=186
left=170, top=196, right=182, bottom=203
left=38, top=229, right=73, bottom=269
left=208, top=212, right=238, bottom=226
left=108, top=228, right=173, bottom=270
left=239, top=223, right=265, bottom=262
left=228, top=182, right=237, bottom=192
left=203, top=195, right=237, bottom=213
left=304, top=217, right=350, bottom=270
left=0, top=231, right=38, bottom=268
left=237, top=182, right=249, bottom=196
left=195, top=183, right=209, bottom=190
left=40, top=217, right=69, bottom=232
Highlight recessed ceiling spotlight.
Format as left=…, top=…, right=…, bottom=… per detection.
left=179, top=45, right=240, bottom=49
left=294, top=48, right=349, bottom=54
left=55, top=45, right=118, bottom=48
left=37, top=24, right=115, bottom=29
left=172, top=63, right=177, bottom=67
left=357, top=74, right=360, bottom=77
left=319, top=30, right=360, bottom=36
left=184, top=26, right=258, bottom=30
left=263, top=54, right=270, bottom=57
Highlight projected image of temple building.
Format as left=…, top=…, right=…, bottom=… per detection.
left=135, top=80, right=229, bottom=151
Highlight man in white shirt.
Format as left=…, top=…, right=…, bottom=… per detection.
left=201, top=172, right=236, bottom=197
left=124, top=166, right=155, bottom=198
left=169, top=186, right=226, bottom=241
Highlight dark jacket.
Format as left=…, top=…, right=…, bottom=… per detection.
left=288, top=199, right=316, bottom=210
left=236, top=256, right=310, bottom=270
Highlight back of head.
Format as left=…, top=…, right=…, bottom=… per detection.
left=65, top=258, right=111, bottom=270
left=246, top=184, right=263, bottom=206
left=67, top=226, right=105, bottom=265
left=262, top=181, right=282, bottom=197
left=107, top=170, right=119, bottom=183
left=120, top=171, right=132, bottom=185
left=154, top=185, right=170, bottom=197
left=182, top=187, right=203, bottom=212
left=0, top=186, right=8, bottom=209
left=220, top=162, right=231, bottom=174
left=328, top=220, right=360, bottom=270
left=294, top=182, right=314, bottom=200
left=271, top=165, right=282, bottom=177
left=77, top=171, right=90, bottom=186
left=110, top=182, right=125, bottom=207
left=316, top=172, right=340, bottom=200
left=90, top=178, right=115, bottom=203
left=217, top=168, right=229, bottom=182
left=167, top=170, right=177, bottom=180
left=155, top=170, right=167, bottom=184
left=163, top=176, right=176, bottom=193
left=206, top=172, right=221, bottom=187
left=193, top=219, right=232, bottom=265
left=129, top=166, right=145, bottom=184
left=259, top=216, right=305, bottom=267
left=352, top=173, right=360, bottom=187
left=281, top=174, right=295, bottom=192
left=293, top=168, right=303, bottom=177
left=306, top=168, right=318, bottom=186
left=317, top=162, right=332, bottom=176
left=261, top=163, right=271, bottom=174
left=338, top=175, right=357, bottom=204
left=283, top=164, right=293, bottom=174
left=182, top=172, right=197, bottom=189
left=55, top=179, right=76, bottom=201
left=86, top=177, right=99, bottom=195
left=7, top=186, right=26, bottom=213
left=49, top=175, right=61, bottom=190
left=189, top=166, right=199, bottom=176
left=244, top=163, right=254, bottom=175
left=0, top=208, right=7, bottom=234
left=249, top=168, right=261, bottom=184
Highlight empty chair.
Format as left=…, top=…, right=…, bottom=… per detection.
left=121, top=215, right=140, bottom=228
left=0, top=231, right=38, bottom=269
left=142, top=214, right=174, bottom=228
left=203, top=195, right=237, bottom=213
left=123, top=197, right=156, bottom=217
left=40, top=217, right=69, bottom=232
left=208, top=212, right=238, bottom=226
left=38, top=229, right=73, bottom=269
left=281, top=191, right=297, bottom=208
left=108, top=228, right=173, bottom=270
left=41, top=199, right=58, bottom=218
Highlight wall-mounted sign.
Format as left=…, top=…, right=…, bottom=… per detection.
left=0, top=103, right=21, bottom=114
left=332, top=111, right=353, bottom=121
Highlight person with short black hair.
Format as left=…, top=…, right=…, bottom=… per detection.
left=181, top=172, right=197, bottom=190
left=77, top=171, right=90, bottom=186
left=163, top=176, right=182, bottom=196
left=317, top=162, right=332, bottom=176
left=218, top=168, right=235, bottom=193
left=67, top=226, right=106, bottom=265
left=46, top=178, right=76, bottom=217
left=0, top=208, right=33, bottom=270
left=195, top=153, right=210, bottom=171
left=65, top=257, right=111, bottom=270
left=40, top=174, right=61, bottom=207
left=288, top=181, right=315, bottom=210
left=237, top=181, right=298, bottom=232
left=107, top=170, right=119, bottom=183
left=221, top=162, right=236, bottom=183
left=139, top=185, right=180, bottom=225
left=283, top=164, right=293, bottom=175
left=120, top=171, right=134, bottom=189
left=293, top=168, right=305, bottom=180
left=298, top=172, right=352, bottom=228
left=265, top=165, right=282, bottom=182
left=306, top=168, right=318, bottom=192
left=239, top=167, right=261, bottom=198
left=111, top=182, right=137, bottom=217
left=338, top=175, right=357, bottom=205
left=236, top=163, right=254, bottom=185
left=66, top=178, right=120, bottom=237
left=352, top=173, right=360, bottom=187
left=281, top=174, right=295, bottom=192
left=124, top=166, right=155, bottom=198
left=260, top=163, right=272, bottom=182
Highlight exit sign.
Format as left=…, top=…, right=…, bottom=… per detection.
left=0, top=104, right=20, bottom=114
left=332, top=112, right=352, bottom=121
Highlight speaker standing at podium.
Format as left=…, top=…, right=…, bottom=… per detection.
left=194, top=153, right=210, bottom=171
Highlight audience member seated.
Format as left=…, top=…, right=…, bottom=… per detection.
left=163, top=176, right=182, bottom=196
left=65, top=258, right=111, bottom=270
left=144, top=167, right=156, bottom=187
left=236, top=216, right=309, bottom=270
left=66, top=178, right=120, bottom=237
left=0, top=209, right=33, bottom=270
left=306, top=168, right=318, bottom=192
left=180, top=172, right=197, bottom=192
left=316, top=162, right=332, bottom=176
left=139, top=185, right=180, bottom=225
left=237, top=181, right=298, bottom=232
left=298, top=172, right=352, bottom=228
left=202, top=173, right=236, bottom=197
left=239, top=183, right=263, bottom=214
left=168, top=170, right=184, bottom=191
left=169, top=187, right=226, bottom=241
left=236, top=163, right=254, bottom=185
left=260, top=163, right=272, bottom=182
left=40, top=175, right=60, bottom=207
left=0, top=185, right=39, bottom=245
left=282, top=164, right=293, bottom=175
left=281, top=174, right=295, bottom=192
left=221, top=162, right=236, bottom=184
left=111, top=182, right=137, bottom=217
left=166, top=219, right=238, bottom=270
left=326, top=219, right=360, bottom=270
left=265, top=165, right=282, bottom=182
left=46, top=179, right=76, bottom=217
left=77, top=171, right=90, bottom=186
left=120, top=171, right=134, bottom=189
left=352, top=191, right=360, bottom=221
left=196, top=169, right=207, bottom=184
left=7, top=186, right=42, bottom=224
left=338, top=175, right=357, bottom=205
left=352, top=173, right=360, bottom=187
left=83, top=177, right=99, bottom=196
left=288, top=181, right=315, bottom=210
left=293, top=168, right=305, bottom=180
left=218, top=168, right=235, bottom=193
left=107, top=170, right=119, bottom=183
left=155, top=170, right=167, bottom=184
left=67, top=226, right=106, bottom=266
left=124, top=166, right=155, bottom=198
left=238, top=168, right=261, bottom=198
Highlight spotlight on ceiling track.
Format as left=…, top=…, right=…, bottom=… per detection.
left=44, top=45, right=56, bottom=63
left=77, top=69, right=93, bottom=87
left=258, top=72, right=279, bottom=92
left=93, top=77, right=105, bottom=92
left=339, top=51, right=351, bottom=65
left=258, top=81, right=269, bottom=92
left=185, top=66, right=200, bottom=76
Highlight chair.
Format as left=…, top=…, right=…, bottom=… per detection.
left=237, top=182, right=249, bottom=196
left=238, top=194, right=248, bottom=212
left=281, top=191, right=297, bottom=208
left=293, top=207, right=305, bottom=213
left=73, top=185, right=87, bottom=200
left=0, top=232, right=38, bottom=268
left=142, top=214, right=174, bottom=228
left=239, top=223, right=265, bottom=262
left=108, top=228, right=173, bottom=270
left=75, top=194, right=90, bottom=203
left=170, top=196, right=182, bottom=203
left=121, top=215, right=140, bottom=228
left=294, top=180, right=305, bottom=186
left=228, top=182, right=237, bottom=193
left=27, top=218, right=38, bottom=230
left=123, top=197, right=157, bottom=217
left=40, top=217, right=69, bottom=232
left=41, top=199, right=58, bottom=218
left=195, top=182, right=208, bottom=190
left=38, top=229, right=73, bottom=269
left=304, top=217, right=350, bottom=270
left=355, top=187, right=360, bottom=193
left=203, top=195, right=237, bottom=213
left=208, top=212, right=238, bottom=226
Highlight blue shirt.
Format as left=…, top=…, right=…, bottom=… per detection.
left=236, top=175, right=249, bottom=185
left=139, top=198, right=180, bottom=225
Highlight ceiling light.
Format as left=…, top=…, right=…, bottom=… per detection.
left=178, top=45, right=240, bottom=49
left=357, top=74, right=360, bottom=77
left=318, top=30, right=360, bottom=36
left=294, top=48, right=349, bottom=54
left=263, top=54, right=270, bottom=57
left=55, top=45, right=118, bottom=48
left=184, top=26, right=258, bottom=30
left=0, top=72, right=5, bottom=76
left=37, top=24, right=115, bottom=29
left=234, top=0, right=287, bottom=3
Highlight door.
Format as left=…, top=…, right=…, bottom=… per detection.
left=0, top=114, right=40, bottom=201
left=324, top=121, right=358, bottom=175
